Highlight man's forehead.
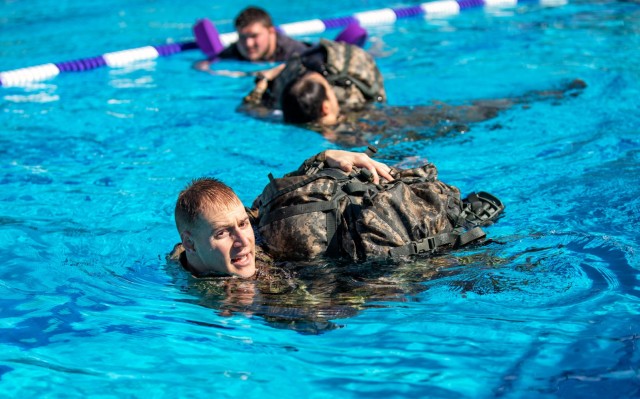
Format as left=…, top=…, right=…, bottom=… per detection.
left=197, top=202, right=246, bottom=225
left=239, top=22, right=270, bottom=34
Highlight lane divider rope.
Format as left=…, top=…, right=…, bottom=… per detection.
left=0, top=0, right=564, bottom=87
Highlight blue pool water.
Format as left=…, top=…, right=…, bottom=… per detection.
left=1, top=0, right=639, bottom=397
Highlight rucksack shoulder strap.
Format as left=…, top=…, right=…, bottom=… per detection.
left=258, top=193, right=345, bottom=226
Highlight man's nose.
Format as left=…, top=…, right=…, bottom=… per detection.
left=233, top=229, right=250, bottom=246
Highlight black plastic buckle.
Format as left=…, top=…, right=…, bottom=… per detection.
left=414, top=237, right=437, bottom=254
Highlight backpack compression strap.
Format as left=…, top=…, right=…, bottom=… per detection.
left=387, top=226, right=486, bottom=257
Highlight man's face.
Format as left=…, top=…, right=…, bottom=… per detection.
left=236, top=22, right=276, bottom=61
left=188, top=201, right=256, bottom=277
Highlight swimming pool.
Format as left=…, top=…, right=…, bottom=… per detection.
left=1, top=0, right=639, bottom=397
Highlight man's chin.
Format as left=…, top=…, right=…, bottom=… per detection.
left=246, top=52, right=265, bottom=61
left=231, top=255, right=256, bottom=278
left=234, top=264, right=256, bottom=278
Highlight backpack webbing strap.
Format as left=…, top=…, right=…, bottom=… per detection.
left=259, top=199, right=340, bottom=226
left=341, top=43, right=353, bottom=79
left=325, top=207, right=340, bottom=257
left=387, top=227, right=486, bottom=257
left=456, top=226, right=486, bottom=246
left=343, top=180, right=372, bottom=195
left=260, top=168, right=347, bottom=207
left=347, top=75, right=381, bottom=101
left=324, top=189, right=350, bottom=256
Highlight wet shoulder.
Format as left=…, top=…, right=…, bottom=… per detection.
left=275, top=32, right=310, bottom=61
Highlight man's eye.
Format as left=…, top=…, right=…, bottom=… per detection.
left=239, top=220, right=249, bottom=228
left=215, top=230, right=229, bottom=238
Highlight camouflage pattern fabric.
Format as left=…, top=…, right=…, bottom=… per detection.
left=320, top=39, right=386, bottom=111
left=252, top=39, right=386, bottom=110
left=255, top=170, right=347, bottom=260
left=253, top=161, right=467, bottom=262
left=354, top=166, right=463, bottom=259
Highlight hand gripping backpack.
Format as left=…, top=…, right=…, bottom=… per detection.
left=253, top=148, right=504, bottom=262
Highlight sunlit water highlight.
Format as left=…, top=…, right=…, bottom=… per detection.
left=1, top=0, right=639, bottom=397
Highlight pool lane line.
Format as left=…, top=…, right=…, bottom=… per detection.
left=0, top=0, right=566, bottom=87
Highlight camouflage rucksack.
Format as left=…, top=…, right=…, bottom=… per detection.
left=319, top=39, right=386, bottom=111
left=261, top=39, right=386, bottom=111
left=253, top=149, right=504, bottom=262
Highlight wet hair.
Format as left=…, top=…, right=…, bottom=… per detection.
left=174, top=178, right=241, bottom=231
left=235, top=6, right=273, bottom=30
left=281, top=75, right=328, bottom=124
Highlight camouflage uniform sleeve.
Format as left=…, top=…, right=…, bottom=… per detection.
left=254, top=244, right=274, bottom=267
left=167, top=242, right=185, bottom=261
left=243, top=74, right=269, bottom=105
left=242, top=89, right=264, bottom=105
left=253, top=246, right=299, bottom=292
left=166, top=243, right=194, bottom=276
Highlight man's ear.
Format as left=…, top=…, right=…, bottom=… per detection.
left=180, top=231, right=195, bottom=252
left=320, top=100, right=331, bottom=116
left=319, top=100, right=337, bottom=126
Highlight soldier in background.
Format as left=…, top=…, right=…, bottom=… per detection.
left=194, top=6, right=309, bottom=72
left=239, top=37, right=586, bottom=147
left=241, top=39, right=386, bottom=120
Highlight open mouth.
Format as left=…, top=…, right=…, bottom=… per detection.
left=232, top=253, right=251, bottom=266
